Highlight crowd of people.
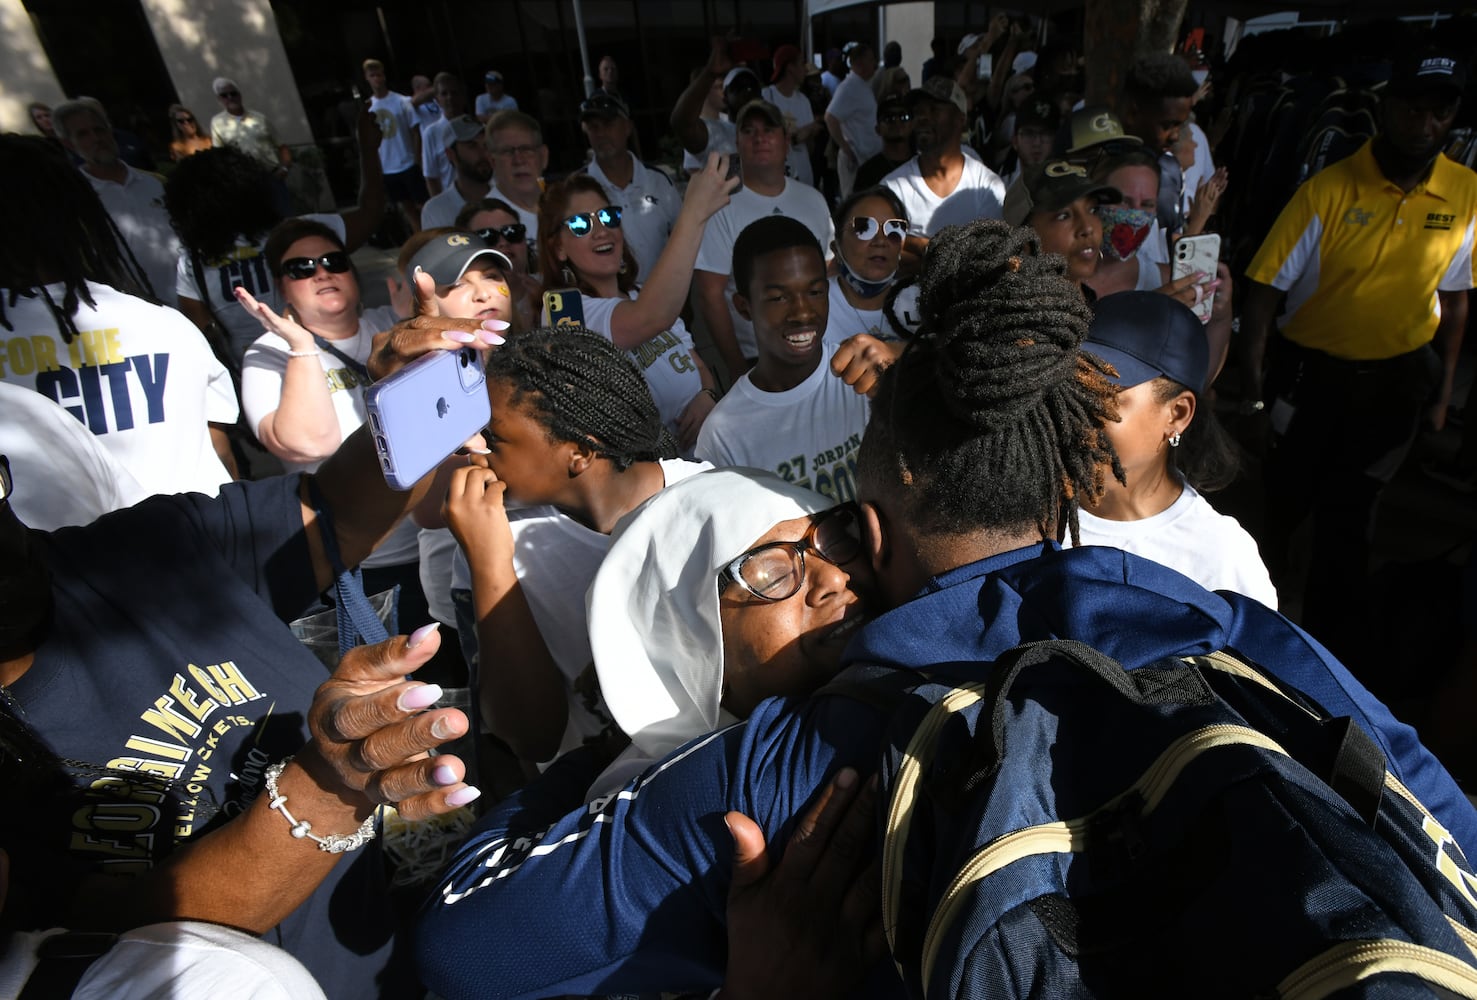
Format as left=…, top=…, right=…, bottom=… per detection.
left=4, top=12, right=1477, bottom=998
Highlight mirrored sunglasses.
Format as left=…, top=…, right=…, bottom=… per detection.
left=850, top=217, right=908, bottom=243
left=563, top=206, right=622, bottom=238
left=476, top=224, right=527, bottom=245
left=280, top=251, right=352, bottom=280
left=718, top=502, right=864, bottom=602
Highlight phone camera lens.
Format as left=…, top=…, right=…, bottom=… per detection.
left=459, top=349, right=469, bottom=367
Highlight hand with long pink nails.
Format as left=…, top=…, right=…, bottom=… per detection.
left=301, top=625, right=480, bottom=820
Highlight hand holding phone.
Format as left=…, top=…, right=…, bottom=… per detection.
left=364, top=348, right=491, bottom=490
left=1172, top=234, right=1221, bottom=323
left=542, top=288, right=586, bottom=330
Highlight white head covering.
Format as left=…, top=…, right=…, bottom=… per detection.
left=588, top=468, right=829, bottom=763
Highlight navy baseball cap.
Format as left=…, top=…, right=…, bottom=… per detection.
left=408, top=231, right=513, bottom=286
left=1086, top=291, right=1209, bottom=394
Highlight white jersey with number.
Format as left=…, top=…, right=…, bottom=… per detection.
left=694, top=344, right=870, bottom=503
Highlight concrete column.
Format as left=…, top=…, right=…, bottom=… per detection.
left=879, top=1, right=934, bottom=89
left=139, top=0, right=313, bottom=145
left=0, top=0, right=67, bottom=134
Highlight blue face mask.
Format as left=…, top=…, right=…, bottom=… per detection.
left=1097, top=205, right=1156, bottom=261
left=836, top=248, right=897, bottom=300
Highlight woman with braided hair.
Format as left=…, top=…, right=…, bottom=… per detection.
left=419, top=220, right=1475, bottom=1000
left=440, top=324, right=711, bottom=771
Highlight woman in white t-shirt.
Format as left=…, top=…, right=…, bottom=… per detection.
left=439, top=326, right=709, bottom=774
left=1073, top=291, right=1277, bottom=608
left=825, top=185, right=918, bottom=347
left=535, top=157, right=735, bottom=452
left=234, top=219, right=431, bottom=638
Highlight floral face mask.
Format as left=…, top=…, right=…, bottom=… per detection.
left=1098, top=205, right=1155, bottom=261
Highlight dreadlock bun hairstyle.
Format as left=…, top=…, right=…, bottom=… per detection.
left=486, top=327, right=676, bottom=471
left=164, top=146, right=281, bottom=264
left=0, top=134, right=155, bottom=341
left=857, top=220, right=1124, bottom=545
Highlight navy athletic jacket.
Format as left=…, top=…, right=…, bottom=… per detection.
left=418, top=542, right=1477, bottom=999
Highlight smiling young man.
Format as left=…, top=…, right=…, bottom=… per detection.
left=695, top=216, right=869, bottom=503
left=693, top=100, right=834, bottom=380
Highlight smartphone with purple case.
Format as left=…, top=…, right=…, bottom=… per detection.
left=364, top=347, right=490, bottom=491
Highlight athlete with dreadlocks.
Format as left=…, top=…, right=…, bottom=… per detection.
left=418, top=221, right=1477, bottom=1000
left=433, top=289, right=709, bottom=769
left=0, top=134, right=238, bottom=498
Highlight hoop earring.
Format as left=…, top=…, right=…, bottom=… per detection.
left=1168, top=432, right=1182, bottom=448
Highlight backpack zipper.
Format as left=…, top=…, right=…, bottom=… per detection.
left=1277, top=938, right=1477, bottom=998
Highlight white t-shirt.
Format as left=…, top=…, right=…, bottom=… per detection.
left=419, top=526, right=459, bottom=626
left=414, top=99, right=442, bottom=131
left=420, top=183, right=475, bottom=230
left=475, top=92, right=519, bottom=118
left=449, top=458, right=709, bottom=761
left=175, top=213, right=346, bottom=365
left=0, top=380, right=147, bottom=529
left=0, top=281, right=236, bottom=497
left=826, top=73, right=882, bottom=165
left=72, top=921, right=328, bottom=1000
left=1074, top=483, right=1279, bottom=608
left=487, top=184, right=541, bottom=259
left=684, top=117, right=738, bottom=173
left=762, top=84, right=816, bottom=187
left=824, top=275, right=920, bottom=346
left=83, top=166, right=180, bottom=308
left=583, top=153, right=680, bottom=286
left=882, top=154, right=1007, bottom=236
left=581, top=292, right=704, bottom=439
left=695, top=344, right=870, bottom=502
left=421, top=116, right=456, bottom=189
left=693, top=179, right=836, bottom=359
left=369, top=91, right=420, bottom=175
left=238, top=305, right=420, bottom=567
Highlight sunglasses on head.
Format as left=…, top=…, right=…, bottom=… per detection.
left=280, top=251, right=352, bottom=280
left=850, top=217, right=908, bottom=243
left=718, top=503, right=864, bottom=602
left=475, top=223, right=526, bottom=245
left=563, top=206, right=622, bottom=237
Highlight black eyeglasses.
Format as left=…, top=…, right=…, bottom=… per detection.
left=563, top=206, right=622, bottom=237
left=476, top=224, right=526, bottom=245
left=280, top=251, right=352, bottom=280
left=850, top=217, right=907, bottom=243
left=718, top=503, right=864, bottom=602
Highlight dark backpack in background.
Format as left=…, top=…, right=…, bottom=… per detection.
left=835, top=639, right=1477, bottom=998
left=1295, top=86, right=1382, bottom=185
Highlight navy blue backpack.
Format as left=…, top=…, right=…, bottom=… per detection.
left=849, top=639, right=1477, bottom=998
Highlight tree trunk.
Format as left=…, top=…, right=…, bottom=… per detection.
left=1083, top=0, right=1192, bottom=106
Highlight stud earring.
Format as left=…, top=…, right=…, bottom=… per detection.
left=1169, top=432, right=1182, bottom=448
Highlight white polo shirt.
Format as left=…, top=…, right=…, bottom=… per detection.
left=583, top=153, right=680, bottom=286
left=84, top=165, right=181, bottom=307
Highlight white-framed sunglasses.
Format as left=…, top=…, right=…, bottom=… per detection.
left=850, top=217, right=908, bottom=243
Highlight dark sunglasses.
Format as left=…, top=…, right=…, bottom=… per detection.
left=718, top=502, right=864, bottom=602
left=580, top=94, right=628, bottom=118
left=280, top=251, right=352, bottom=280
left=851, top=217, right=907, bottom=243
left=218, top=90, right=241, bottom=100
left=174, top=116, right=196, bottom=124
left=475, top=224, right=526, bottom=245
left=563, top=206, right=622, bottom=237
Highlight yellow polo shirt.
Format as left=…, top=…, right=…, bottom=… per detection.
left=1247, top=140, right=1477, bottom=360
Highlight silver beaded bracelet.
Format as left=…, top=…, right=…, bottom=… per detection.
left=263, top=756, right=378, bottom=854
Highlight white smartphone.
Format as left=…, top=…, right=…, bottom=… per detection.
left=364, top=348, right=490, bottom=491
left=1172, top=233, right=1221, bottom=323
